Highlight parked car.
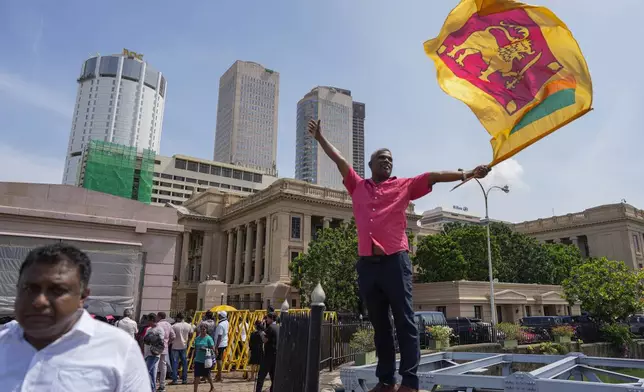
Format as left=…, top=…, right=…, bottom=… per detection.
left=520, top=316, right=562, bottom=329
left=446, top=317, right=489, bottom=344
left=415, top=311, right=448, bottom=348
left=629, top=315, right=644, bottom=335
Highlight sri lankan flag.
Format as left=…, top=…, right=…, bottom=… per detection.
left=424, top=0, right=593, bottom=166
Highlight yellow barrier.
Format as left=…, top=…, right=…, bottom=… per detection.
left=186, top=309, right=337, bottom=373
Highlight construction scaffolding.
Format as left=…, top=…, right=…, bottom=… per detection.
left=80, top=140, right=154, bottom=204
left=340, top=352, right=644, bottom=391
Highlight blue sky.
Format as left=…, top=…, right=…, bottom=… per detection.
left=0, top=0, right=642, bottom=222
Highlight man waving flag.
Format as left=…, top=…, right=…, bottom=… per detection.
left=425, top=0, right=593, bottom=167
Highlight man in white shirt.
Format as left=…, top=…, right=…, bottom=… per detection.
left=169, top=313, right=192, bottom=385
left=155, top=311, right=175, bottom=391
left=116, top=308, right=138, bottom=339
left=213, top=310, right=229, bottom=382
left=0, top=243, right=150, bottom=391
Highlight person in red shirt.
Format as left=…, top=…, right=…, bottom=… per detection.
left=308, top=120, right=489, bottom=392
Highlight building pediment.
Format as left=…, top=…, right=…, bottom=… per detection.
left=490, top=289, right=528, bottom=304
left=536, top=291, right=568, bottom=305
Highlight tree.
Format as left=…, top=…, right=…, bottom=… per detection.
left=542, top=243, right=585, bottom=285
left=413, top=224, right=501, bottom=282
left=414, top=235, right=467, bottom=282
left=414, top=222, right=584, bottom=285
left=562, top=257, right=644, bottom=323
left=289, top=222, right=360, bottom=312
left=490, top=222, right=543, bottom=283
left=448, top=225, right=502, bottom=281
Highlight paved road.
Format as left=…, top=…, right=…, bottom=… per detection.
left=161, top=369, right=342, bottom=391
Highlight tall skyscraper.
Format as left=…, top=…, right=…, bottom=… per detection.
left=63, top=49, right=167, bottom=185
left=213, top=61, right=279, bottom=175
left=352, top=102, right=366, bottom=178
left=295, top=86, right=353, bottom=190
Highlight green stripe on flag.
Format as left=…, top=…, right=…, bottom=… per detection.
left=510, top=89, right=576, bottom=135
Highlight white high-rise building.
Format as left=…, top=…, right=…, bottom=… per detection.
left=213, top=61, right=279, bottom=176
left=62, top=49, right=167, bottom=185
left=295, top=86, right=353, bottom=190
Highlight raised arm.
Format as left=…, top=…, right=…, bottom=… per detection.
left=428, top=166, right=490, bottom=186
left=308, top=120, right=351, bottom=179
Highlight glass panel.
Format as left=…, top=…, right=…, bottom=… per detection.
left=159, top=75, right=167, bottom=98
left=175, top=159, right=187, bottom=170
left=211, top=165, right=222, bottom=176
left=81, top=57, right=98, bottom=79
left=121, top=58, right=142, bottom=81
left=144, top=65, right=159, bottom=89
left=199, top=163, right=210, bottom=174
left=99, top=56, right=119, bottom=77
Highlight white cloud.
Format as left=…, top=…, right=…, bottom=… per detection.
left=0, top=72, right=73, bottom=119
left=480, top=158, right=528, bottom=192
left=0, top=143, right=63, bottom=184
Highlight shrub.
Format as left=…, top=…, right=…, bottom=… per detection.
left=601, top=324, right=633, bottom=348
left=527, top=342, right=569, bottom=355
left=497, top=322, right=521, bottom=340
left=349, top=328, right=375, bottom=352
left=426, top=325, right=454, bottom=346
left=552, top=325, right=575, bottom=338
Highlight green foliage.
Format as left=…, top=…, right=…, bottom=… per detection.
left=497, top=322, right=521, bottom=340
left=413, top=222, right=584, bottom=285
left=414, top=235, right=468, bottom=282
left=563, top=257, right=644, bottom=323
left=527, top=342, right=569, bottom=355
left=426, top=325, right=454, bottom=346
left=601, top=324, right=634, bottom=348
left=551, top=325, right=575, bottom=338
left=349, top=328, right=375, bottom=352
left=542, top=243, right=585, bottom=284
left=289, top=221, right=360, bottom=312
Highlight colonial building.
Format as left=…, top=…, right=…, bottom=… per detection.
left=413, top=281, right=580, bottom=324
left=514, top=203, right=644, bottom=269
left=170, top=178, right=422, bottom=311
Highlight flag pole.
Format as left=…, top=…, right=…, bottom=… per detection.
left=449, top=159, right=500, bottom=192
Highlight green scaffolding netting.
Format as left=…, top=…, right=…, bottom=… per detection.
left=137, top=148, right=155, bottom=204
left=82, top=140, right=154, bottom=204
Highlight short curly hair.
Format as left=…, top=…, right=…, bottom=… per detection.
left=19, top=243, right=92, bottom=289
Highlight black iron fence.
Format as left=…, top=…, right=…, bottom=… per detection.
left=320, top=321, right=374, bottom=371
left=274, top=312, right=311, bottom=392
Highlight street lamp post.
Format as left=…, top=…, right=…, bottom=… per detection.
left=474, top=179, right=509, bottom=326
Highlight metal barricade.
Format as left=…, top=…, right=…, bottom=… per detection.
left=186, top=308, right=336, bottom=373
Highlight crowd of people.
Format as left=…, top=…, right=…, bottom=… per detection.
left=109, top=306, right=280, bottom=392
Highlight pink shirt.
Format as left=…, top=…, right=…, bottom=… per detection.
left=157, top=320, right=175, bottom=355
left=343, top=167, right=431, bottom=256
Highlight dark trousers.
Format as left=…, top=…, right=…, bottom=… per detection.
left=255, top=356, right=275, bottom=392
left=357, top=251, right=420, bottom=389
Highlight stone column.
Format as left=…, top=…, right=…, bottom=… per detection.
left=243, top=223, right=254, bottom=284
left=254, top=219, right=264, bottom=283
left=225, top=230, right=234, bottom=283
left=200, top=231, right=213, bottom=281
left=179, top=231, right=190, bottom=283
left=571, top=236, right=580, bottom=249
left=234, top=226, right=244, bottom=284
left=303, top=214, right=312, bottom=249
left=323, top=217, right=332, bottom=229
left=263, top=214, right=271, bottom=283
